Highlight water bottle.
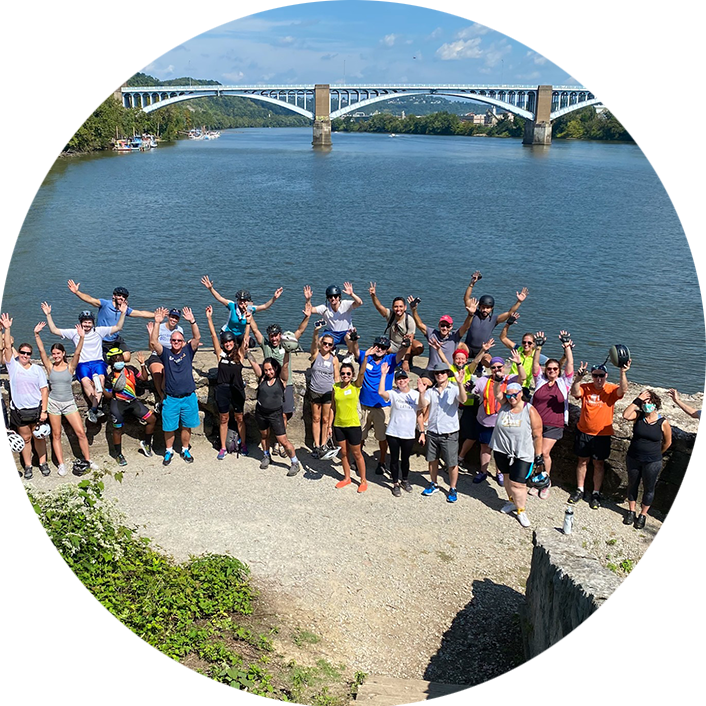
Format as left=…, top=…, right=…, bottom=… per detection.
left=563, top=505, right=574, bottom=535
left=92, top=373, right=103, bottom=394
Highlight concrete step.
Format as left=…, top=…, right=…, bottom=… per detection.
left=353, top=675, right=467, bottom=706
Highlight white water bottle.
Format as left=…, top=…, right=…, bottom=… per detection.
left=92, top=373, right=103, bottom=394
left=563, top=505, right=574, bottom=535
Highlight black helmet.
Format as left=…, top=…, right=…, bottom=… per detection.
left=235, top=289, right=251, bottom=302
left=78, top=310, right=95, bottom=322
left=325, top=285, right=342, bottom=299
left=267, top=323, right=282, bottom=338
left=478, top=295, right=495, bottom=309
left=113, top=286, right=129, bottom=298
left=527, top=468, right=551, bottom=490
left=373, top=335, right=391, bottom=350
left=220, top=330, right=236, bottom=344
left=608, top=344, right=631, bottom=368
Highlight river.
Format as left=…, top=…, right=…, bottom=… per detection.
left=4, top=127, right=704, bottom=391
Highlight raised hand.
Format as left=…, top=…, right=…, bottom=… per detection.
left=205, top=305, right=213, bottom=318
left=509, top=349, right=522, bottom=365
left=75, top=323, right=85, bottom=338
left=119, top=301, right=128, bottom=313
left=136, top=351, right=145, bottom=366
left=621, top=359, right=631, bottom=371
left=428, top=337, right=441, bottom=351
left=67, top=279, right=80, bottom=294
left=466, top=297, right=478, bottom=316
left=667, top=388, right=680, bottom=403
left=343, top=281, right=354, bottom=296
left=182, top=306, right=195, bottom=323
left=201, top=275, right=214, bottom=289
left=470, top=270, right=482, bottom=284
left=40, top=301, right=51, bottom=316
left=303, top=285, right=312, bottom=300
left=534, top=331, right=547, bottom=347
left=34, top=322, right=46, bottom=334
left=154, top=307, right=169, bottom=323
left=0, top=313, right=13, bottom=329
left=380, top=361, right=389, bottom=377
left=558, top=330, right=572, bottom=345
left=637, top=389, right=652, bottom=402
left=407, top=295, right=419, bottom=309
left=506, top=312, right=520, bottom=325
left=364, top=346, right=377, bottom=358
left=516, top=287, right=529, bottom=302
left=273, top=287, right=283, bottom=300
left=368, top=282, right=376, bottom=295
left=416, top=377, right=427, bottom=393
left=577, top=361, right=588, bottom=377
left=454, top=369, right=465, bottom=385
left=303, top=300, right=312, bottom=317
left=482, top=337, right=495, bottom=352
left=146, top=321, right=154, bottom=334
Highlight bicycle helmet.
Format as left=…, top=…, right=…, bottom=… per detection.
left=373, top=335, right=391, bottom=350
left=220, top=330, right=236, bottom=344
left=608, top=344, right=631, bottom=368
left=478, top=295, right=495, bottom=309
left=527, top=467, right=551, bottom=490
left=281, top=331, right=300, bottom=353
left=325, top=285, right=342, bottom=299
left=7, top=430, right=25, bottom=453
left=234, top=289, right=251, bottom=302
left=106, top=347, right=123, bottom=360
left=78, top=310, right=95, bottom=322
left=32, top=422, right=51, bottom=439
left=113, top=286, right=129, bottom=298
left=267, top=324, right=283, bottom=338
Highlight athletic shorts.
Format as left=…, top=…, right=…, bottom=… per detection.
left=689, top=459, right=706, bottom=488
left=476, top=423, right=494, bottom=446
left=494, top=451, right=533, bottom=484
left=459, top=405, right=478, bottom=440
left=333, top=425, right=362, bottom=446
left=110, top=398, right=152, bottom=428
left=361, top=405, right=390, bottom=443
left=255, top=406, right=286, bottom=437
left=324, top=329, right=349, bottom=345
left=283, top=385, right=295, bottom=416
left=574, top=431, right=611, bottom=461
left=309, top=389, right=333, bottom=405
left=161, top=393, right=200, bottom=432
left=76, top=359, right=107, bottom=381
left=103, top=336, right=127, bottom=357
left=48, top=397, right=78, bottom=416
left=215, top=384, right=245, bottom=414
left=543, top=425, right=564, bottom=441
left=426, top=430, right=459, bottom=467
left=147, top=353, right=163, bottom=370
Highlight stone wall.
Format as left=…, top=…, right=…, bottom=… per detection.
left=522, top=529, right=706, bottom=706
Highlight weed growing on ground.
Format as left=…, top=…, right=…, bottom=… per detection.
left=293, top=628, right=321, bottom=647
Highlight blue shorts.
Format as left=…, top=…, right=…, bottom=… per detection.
left=76, top=359, right=107, bottom=381
left=477, top=423, right=494, bottom=446
left=325, top=329, right=349, bottom=345
left=161, top=393, right=200, bottom=432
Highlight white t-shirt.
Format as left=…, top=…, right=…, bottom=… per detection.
left=7, top=355, right=48, bottom=409
left=426, top=383, right=461, bottom=434
left=386, top=389, right=421, bottom=439
left=158, top=322, right=184, bottom=348
left=313, top=300, right=355, bottom=332
left=58, top=326, right=112, bottom=363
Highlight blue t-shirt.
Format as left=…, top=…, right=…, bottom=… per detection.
left=357, top=351, right=399, bottom=408
left=223, top=302, right=257, bottom=337
left=98, top=298, right=134, bottom=342
left=158, top=344, right=196, bottom=397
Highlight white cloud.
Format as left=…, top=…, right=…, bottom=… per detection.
left=436, top=38, right=483, bottom=60
left=527, top=44, right=566, bottom=66
left=650, top=12, right=706, bottom=42
left=280, top=36, right=295, bottom=45
left=586, top=22, right=610, bottom=42
left=382, top=34, right=397, bottom=47
left=455, top=23, right=490, bottom=39
left=222, top=71, right=244, bottom=81
left=483, top=42, right=511, bottom=68
left=428, top=27, right=443, bottom=40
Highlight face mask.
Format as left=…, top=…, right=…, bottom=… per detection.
left=113, top=361, right=125, bottom=371
left=643, top=402, right=656, bottom=414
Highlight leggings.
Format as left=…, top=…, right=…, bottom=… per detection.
left=626, top=455, right=663, bottom=506
left=386, top=435, right=414, bottom=483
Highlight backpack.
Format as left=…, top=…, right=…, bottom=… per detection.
left=225, top=428, right=239, bottom=454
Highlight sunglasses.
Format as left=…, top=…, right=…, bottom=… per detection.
left=592, top=373, right=606, bottom=378
left=327, top=295, right=341, bottom=300
left=439, top=323, right=452, bottom=328
left=522, top=341, right=534, bottom=345
left=505, top=392, right=520, bottom=399
left=546, top=366, right=560, bottom=371
left=434, top=371, right=449, bottom=376
left=19, top=350, right=32, bottom=356
left=170, top=337, right=184, bottom=342
left=340, top=371, right=353, bottom=377
left=490, top=365, right=503, bottom=371
left=321, top=341, right=334, bottom=347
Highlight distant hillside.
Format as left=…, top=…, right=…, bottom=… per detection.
left=356, top=95, right=490, bottom=117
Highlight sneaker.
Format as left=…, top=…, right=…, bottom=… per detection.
left=181, top=449, right=194, bottom=464
left=517, top=509, right=531, bottom=528
left=392, top=484, right=402, bottom=497
left=623, top=510, right=636, bottom=525
left=260, top=454, right=271, bottom=470
left=634, top=514, right=646, bottom=530
left=589, top=492, right=601, bottom=510
left=311, top=447, right=320, bottom=459
left=163, top=449, right=174, bottom=466
left=96, top=408, right=106, bottom=419
left=139, top=440, right=153, bottom=457
left=86, top=409, right=98, bottom=424
left=116, top=453, right=128, bottom=467
left=674, top=524, right=701, bottom=544
left=240, top=444, right=248, bottom=456
left=57, top=463, right=67, bottom=477
left=39, top=463, right=51, bottom=476
left=447, top=487, right=458, bottom=503
left=375, top=462, right=386, bottom=476
left=154, top=401, right=162, bottom=415
left=89, top=461, right=100, bottom=471
left=421, top=482, right=439, bottom=497
left=472, top=471, right=488, bottom=484
left=538, top=481, right=551, bottom=500
left=217, top=448, right=227, bottom=461
left=286, top=460, right=301, bottom=477
left=527, top=487, right=539, bottom=497
left=496, top=472, right=504, bottom=487
left=23, top=465, right=33, bottom=480
left=501, top=501, right=517, bottom=514
left=401, top=480, right=413, bottom=493
left=568, top=488, right=584, bottom=504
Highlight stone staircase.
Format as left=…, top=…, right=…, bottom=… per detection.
left=352, top=676, right=466, bottom=706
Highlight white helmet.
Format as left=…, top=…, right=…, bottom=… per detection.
left=281, top=331, right=299, bottom=353
left=7, top=431, right=25, bottom=453
left=32, top=422, right=51, bottom=439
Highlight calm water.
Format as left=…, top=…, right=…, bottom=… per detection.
left=4, top=128, right=704, bottom=391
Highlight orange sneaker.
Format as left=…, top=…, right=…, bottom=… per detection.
left=335, top=478, right=351, bottom=489
left=357, top=482, right=368, bottom=493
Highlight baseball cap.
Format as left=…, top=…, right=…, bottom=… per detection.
left=168, top=309, right=181, bottom=319
left=439, top=315, right=453, bottom=325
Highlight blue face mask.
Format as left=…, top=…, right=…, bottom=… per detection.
left=113, top=361, right=125, bottom=371
left=643, top=402, right=656, bottom=414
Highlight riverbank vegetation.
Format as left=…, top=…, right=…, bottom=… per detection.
left=27, top=472, right=365, bottom=703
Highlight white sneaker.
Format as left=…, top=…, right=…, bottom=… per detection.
left=517, top=510, right=531, bottom=528
left=57, top=463, right=67, bottom=476
left=500, top=501, right=516, bottom=514
left=674, top=524, right=694, bottom=544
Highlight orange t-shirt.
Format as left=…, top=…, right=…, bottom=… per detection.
left=576, top=382, right=621, bottom=436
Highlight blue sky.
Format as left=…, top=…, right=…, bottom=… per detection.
left=0, top=0, right=706, bottom=86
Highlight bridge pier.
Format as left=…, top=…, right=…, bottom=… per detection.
left=522, top=84, right=553, bottom=146
left=312, top=84, right=331, bottom=149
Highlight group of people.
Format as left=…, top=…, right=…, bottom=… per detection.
left=3, top=272, right=697, bottom=530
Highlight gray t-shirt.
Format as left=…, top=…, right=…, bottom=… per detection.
left=309, top=353, right=335, bottom=394
left=384, top=313, right=416, bottom=353
left=465, top=312, right=500, bottom=354
left=425, top=328, right=462, bottom=370
left=489, top=403, right=535, bottom=463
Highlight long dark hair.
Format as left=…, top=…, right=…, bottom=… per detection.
left=260, top=356, right=282, bottom=382
left=50, top=342, right=67, bottom=364
left=384, top=297, right=407, bottom=336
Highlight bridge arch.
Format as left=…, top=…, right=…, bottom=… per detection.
left=330, top=90, right=534, bottom=120
left=550, top=97, right=602, bottom=120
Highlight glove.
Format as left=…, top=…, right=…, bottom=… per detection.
left=558, top=333, right=571, bottom=344
left=506, top=313, right=518, bottom=326
left=534, top=334, right=547, bottom=347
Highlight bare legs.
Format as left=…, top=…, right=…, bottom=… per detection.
left=49, top=411, right=90, bottom=465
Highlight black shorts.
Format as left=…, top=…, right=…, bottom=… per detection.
left=459, top=405, right=478, bottom=440
left=493, top=452, right=533, bottom=484
left=283, top=385, right=295, bottom=416
left=215, top=384, right=245, bottom=414
left=309, top=389, right=333, bottom=405
left=333, top=426, right=362, bottom=446
left=110, top=398, right=152, bottom=428
left=255, top=407, right=286, bottom=437
left=574, top=431, right=611, bottom=461
left=103, top=337, right=128, bottom=357
left=543, top=425, right=564, bottom=441
left=146, top=352, right=162, bottom=369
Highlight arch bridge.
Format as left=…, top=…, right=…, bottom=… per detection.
left=121, top=83, right=599, bottom=147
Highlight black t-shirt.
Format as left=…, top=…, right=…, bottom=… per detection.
left=158, top=344, right=196, bottom=397
left=217, top=353, right=244, bottom=390
left=257, top=377, right=285, bottom=413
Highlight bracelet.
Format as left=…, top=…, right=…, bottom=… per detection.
left=632, top=398, right=643, bottom=407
